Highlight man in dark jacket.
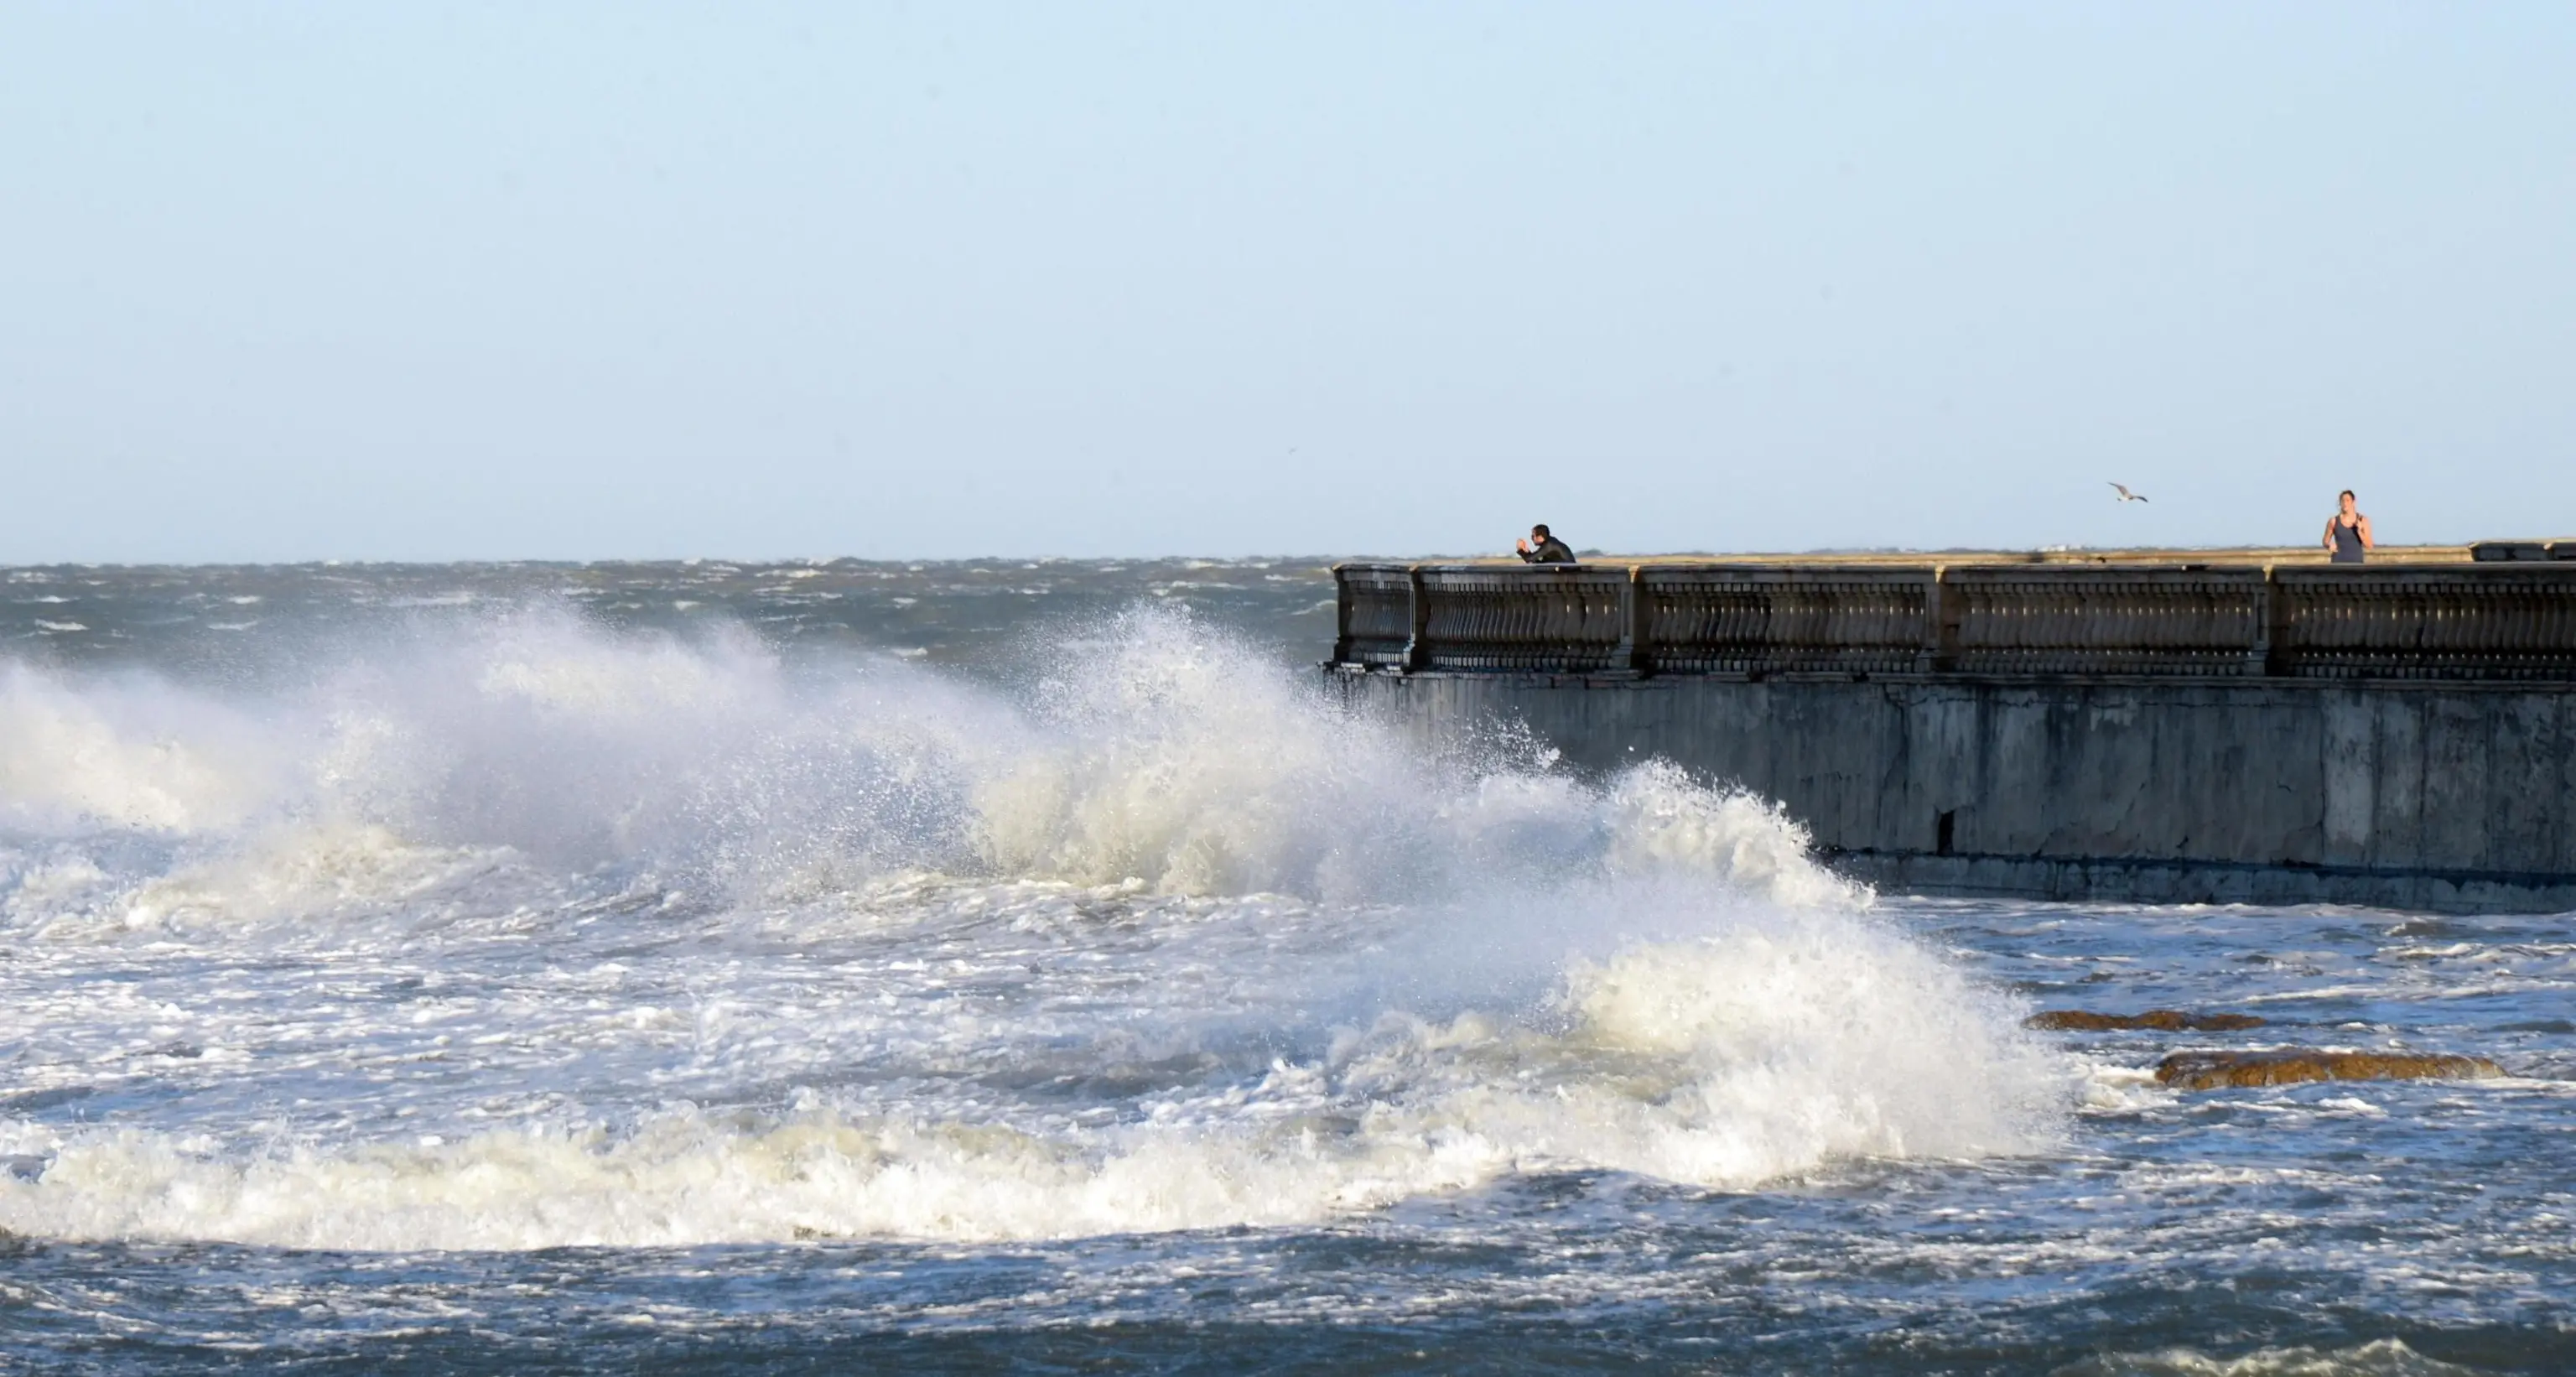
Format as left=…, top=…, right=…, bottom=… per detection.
left=1515, top=524, right=1577, bottom=564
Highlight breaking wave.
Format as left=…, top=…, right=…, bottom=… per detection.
left=2, top=605, right=1854, bottom=918
left=0, top=605, right=2068, bottom=1248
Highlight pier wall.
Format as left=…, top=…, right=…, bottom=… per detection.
left=1327, top=555, right=2576, bottom=912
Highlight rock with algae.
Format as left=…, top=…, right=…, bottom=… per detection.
left=2154, top=1048, right=2505, bottom=1091
left=2027, top=1009, right=2266, bottom=1031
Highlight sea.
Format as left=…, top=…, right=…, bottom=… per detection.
left=1, top=559, right=2568, bottom=1374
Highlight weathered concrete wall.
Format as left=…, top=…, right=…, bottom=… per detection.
left=1332, top=670, right=2576, bottom=912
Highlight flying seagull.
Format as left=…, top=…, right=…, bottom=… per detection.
left=2108, top=482, right=2148, bottom=503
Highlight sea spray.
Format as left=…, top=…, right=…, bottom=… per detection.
left=3, top=605, right=1861, bottom=913
left=0, top=604, right=2068, bottom=1249
left=0, top=661, right=289, bottom=834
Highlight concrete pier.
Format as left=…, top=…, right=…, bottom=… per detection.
left=1327, top=548, right=2576, bottom=912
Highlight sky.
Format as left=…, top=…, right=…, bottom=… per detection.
left=3, top=3, right=2572, bottom=563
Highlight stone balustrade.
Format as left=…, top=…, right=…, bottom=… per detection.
left=1333, top=560, right=2576, bottom=680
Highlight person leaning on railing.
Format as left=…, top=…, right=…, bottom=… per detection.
left=1515, top=523, right=1577, bottom=564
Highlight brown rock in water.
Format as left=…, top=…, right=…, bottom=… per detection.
left=2026, top=1009, right=2266, bottom=1032
left=2155, top=1049, right=2506, bottom=1091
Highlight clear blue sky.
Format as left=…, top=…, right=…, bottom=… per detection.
left=4, top=3, right=2571, bottom=562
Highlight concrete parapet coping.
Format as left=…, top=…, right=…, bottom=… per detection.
left=1353, top=543, right=2576, bottom=569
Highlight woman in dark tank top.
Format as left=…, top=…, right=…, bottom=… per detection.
left=2324, top=489, right=2373, bottom=564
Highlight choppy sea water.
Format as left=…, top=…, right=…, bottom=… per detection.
left=2, top=561, right=2569, bottom=1374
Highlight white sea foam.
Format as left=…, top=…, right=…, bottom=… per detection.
left=0, top=606, right=2069, bottom=1250
left=0, top=896, right=2057, bottom=1248
left=2050, top=1338, right=2487, bottom=1376
left=59, top=825, right=521, bottom=938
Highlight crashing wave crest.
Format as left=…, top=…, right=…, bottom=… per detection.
left=0, top=606, right=2068, bottom=1250
left=0, top=606, right=1857, bottom=920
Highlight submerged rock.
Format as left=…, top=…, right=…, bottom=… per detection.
left=2155, top=1049, right=2506, bottom=1090
left=2027, top=1009, right=2266, bottom=1031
